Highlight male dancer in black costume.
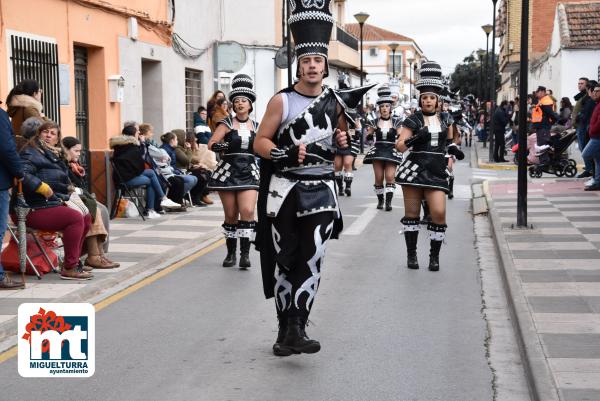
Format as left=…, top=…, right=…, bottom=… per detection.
left=254, top=0, right=373, bottom=356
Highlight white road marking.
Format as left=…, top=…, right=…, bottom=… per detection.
left=343, top=207, right=379, bottom=235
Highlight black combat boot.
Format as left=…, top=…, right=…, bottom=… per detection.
left=239, top=238, right=251, bottom=268
left=222, top=223, right=237, bottom=267
left=402, top=217, right=420, bottom=269
left=237, top=221, right=255, bottom=269
left=336, top=173, right=344, bottom=196
left=344, top=173, right=353, bottom=197
left=273, top=314, right=295, bottom=357
left=405, top=231, right=420, bottom=269
left=429, top=240, right=442, bottom=271
left=278, top=316, right=321, bottom=355
left=427, top=223, right=447, bottom=272
left=223, top=237, right=237, bottom=267
left=385, top=184, right=395, bottom=211
left=375, top=186, right=384, bottom=209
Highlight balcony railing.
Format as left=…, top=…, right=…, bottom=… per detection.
left=336, top=26, right=358, bottom=51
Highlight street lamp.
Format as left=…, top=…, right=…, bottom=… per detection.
left=354, top=12, right=369, bottom=153
left=488, top=0, right=498, bottom=163
left=481, top=23, right=493, bottom=149
left=354, top=11, right=370, bottom=88
left=389, top=42, right=399, bottom=78
left=477, top=49, right=486, bottom=101
left=407, top=57, right=415, bottom=99
left=481, top=24, right=493, bottom=103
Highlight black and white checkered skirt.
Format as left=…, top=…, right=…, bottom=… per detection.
left=363, top=141, right=403, bottom=165
left=207, top=154, right=259, bottom=191
left=395, top=152, right=449, bottom=193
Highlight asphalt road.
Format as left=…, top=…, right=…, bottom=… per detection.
left=0, top=152, right=495, bottom=401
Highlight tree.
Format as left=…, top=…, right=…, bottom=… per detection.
left=450, top=50, right=500, bottom=100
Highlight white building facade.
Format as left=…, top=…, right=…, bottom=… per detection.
left=119, top=0, right=362, bottom=134
left=529, top=2, right=600, bottom=101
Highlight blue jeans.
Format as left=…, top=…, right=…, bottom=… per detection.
left=0, top=190, right=9, bottom=280
left=126, top=169, right=165, bottom=211
left=582, top=138, right=600, bottom=185
left=577, top=125, right=593, bottom=173
left=181, top=175, right=198, bottom=195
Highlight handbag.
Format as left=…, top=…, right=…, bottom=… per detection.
left=65, top=192, right=90, bottom=216
left=1, top=233, right=58, bottom=276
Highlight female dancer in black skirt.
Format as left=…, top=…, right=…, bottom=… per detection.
left=364, top=86, right=403, bottom=210
left=208, top=74, right=259, bottom=269
left=395, top=61, right=464, bottom=271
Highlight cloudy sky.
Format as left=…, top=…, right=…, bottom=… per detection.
left=345, top=0, right=497, bottom=74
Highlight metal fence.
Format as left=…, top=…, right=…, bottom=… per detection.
left=9, top=35, right=60, bottom=124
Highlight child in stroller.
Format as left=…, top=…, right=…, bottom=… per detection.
left=527, top=127, right=577, bottom=178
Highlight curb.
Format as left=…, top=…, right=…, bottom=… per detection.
left=473, top=141, right=518, bottom=170
left=0, top=227, right=223, bottom=352
left=483, top=183, right=560, bottom=401
left=475, top=141, right=585, bottom=171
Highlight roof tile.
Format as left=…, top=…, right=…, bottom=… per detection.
left=558, top=1, right=600, bottom=48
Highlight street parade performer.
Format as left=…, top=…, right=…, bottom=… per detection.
left=363, top=85, right=403, bottom=211
left=254, top=0, right=374, bottom=357
left=395, top=61, right=464, bottom=272
left=334, top=73, right=359, bottom=197
left=207, top=74, right=259, bottom=269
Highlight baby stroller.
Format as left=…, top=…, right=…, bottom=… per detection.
left=528, top=128, right=577, bottom=178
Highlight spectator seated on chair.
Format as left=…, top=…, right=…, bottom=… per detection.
left=17, top=116, right=45, bottom=152
left=62, top=136, right=118, bottom=269
left=16, top=121, right=92, bottom=281
left=186, top=131, right=215, bottom=206
left=159, top=131, right=198, bottom=198
left=110, top=124, right=180, bottom=219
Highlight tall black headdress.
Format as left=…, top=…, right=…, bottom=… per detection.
left=415, top=61, right=444, bottom=96
left=288, top=0, right=335, bottom=78
left=376, top=85, right=394, bottom=106
left=228, top=73, right=256, bottom=104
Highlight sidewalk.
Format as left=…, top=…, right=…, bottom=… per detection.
left=486, top=179, right=600, bottom=401
left=0, top=201, right=225, bottom=346
left=474, top=136, right=585, bottom=172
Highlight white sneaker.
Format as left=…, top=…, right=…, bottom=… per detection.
left=585, top=178, right=595, bottom=187
left=160, top=198, right=181, bottom=209
left=147, top=210, right=162, bottom=219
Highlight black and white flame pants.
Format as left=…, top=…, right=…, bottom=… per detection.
left=269, top=196, right=335, bottom=320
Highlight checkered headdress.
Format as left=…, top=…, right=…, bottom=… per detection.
left=228, top=74, right=256, bottom=104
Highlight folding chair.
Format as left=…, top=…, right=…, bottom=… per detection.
left=109, top=159, right=147, bottom=220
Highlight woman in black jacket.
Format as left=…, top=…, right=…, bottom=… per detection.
left=18, top=121, right=92, bottom=280
left=109, top=125, right=180, bottom=219
left=62, top=136, right=118, bottom=269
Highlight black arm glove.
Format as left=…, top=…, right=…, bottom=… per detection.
left=270, top=147, right=300, bottom=169
left=447, top=143, right=465, bottom=160
left=211, top=142, right=229, bottom=152
left=404, top=127, right=430, bottom=148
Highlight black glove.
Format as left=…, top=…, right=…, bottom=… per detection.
left=447, top=144, right=465, bottom=160
left=404, top=127, right=430, bottom=148
left=211, top=142, right=229, bottom=152
left=270, top=147, right=300, bottom=168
